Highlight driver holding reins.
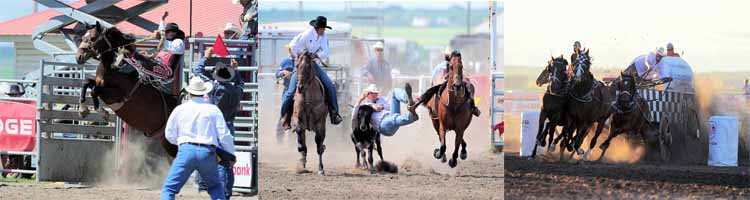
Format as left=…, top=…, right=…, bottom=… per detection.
left=280, top=16, right=343, bottom=128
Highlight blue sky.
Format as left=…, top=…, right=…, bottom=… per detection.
left=0, top=0, right=76, bottom=22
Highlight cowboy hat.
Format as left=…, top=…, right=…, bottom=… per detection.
left=309, top=16, right=332, bottom=29
left=656, top=47, right=666, bottom=56
left=372, top=41, right=384, bottom=50
left=185, top=76, right=213, bottom=95
left=666, top=42, right=674, bottom=51
left=165, top=22, right=180, bottom=33
left=223, top=23, right=243, bottom=36
left=363, top=84, right=380, bottom=94
left=212, top=62, right=236, bottom=82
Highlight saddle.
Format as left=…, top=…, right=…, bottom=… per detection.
left=115, top=51, right=178, bottom=95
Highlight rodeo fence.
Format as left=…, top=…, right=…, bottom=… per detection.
left=35, top=60, right=121, bottom=182
left=491, top=72, right=504, bottom=151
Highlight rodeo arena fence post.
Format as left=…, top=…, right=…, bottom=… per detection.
left=188, top=37, right=259, bottom=195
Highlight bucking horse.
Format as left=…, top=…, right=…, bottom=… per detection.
left=75, top=22, right=178, bottom=158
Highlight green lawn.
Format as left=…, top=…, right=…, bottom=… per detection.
left=0, top=176, right=35, bottom=183
left=352, top=26, right=467, bottom=47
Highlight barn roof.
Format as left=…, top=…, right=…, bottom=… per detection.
left=0, top=0, right=245, bottom=36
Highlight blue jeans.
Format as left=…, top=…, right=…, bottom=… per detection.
left=280, top=63, right=338, bottom=117
left=378, top=88, right=418, bottom=136
left=161, top=143, right=225, bottom=200
left=196, top=122, right=235, bottom=199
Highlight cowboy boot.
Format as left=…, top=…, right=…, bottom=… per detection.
left=280, top=101, right=293, bottom=130
left=405, top=83, right=419, bottom=119
left=468, top=85, right=481, bottom=117
left=330, top=108, right=343, bottom=125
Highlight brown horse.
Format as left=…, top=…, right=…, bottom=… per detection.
left=76, top=22, right=178, bottom=158
left=426, top=58, right=473, bottom=168
left=291, top=51, right=329, bottom=175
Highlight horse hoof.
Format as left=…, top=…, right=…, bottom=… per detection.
left=448, top=159, right=457, bottom=168
left=433, top=149, right=443, bottom=159
left=460, top=151, right=468, bottom=160
left=317, top=170, right=325, bottom=176
left=441, top=156, right=447, bottom=163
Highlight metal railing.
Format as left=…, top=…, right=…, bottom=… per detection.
left=491, top=72, right=504, bottom=151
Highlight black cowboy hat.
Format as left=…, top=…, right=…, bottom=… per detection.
left=165, top=22, right=180, bottom=32
left=309, top=16, right=332, bottom=30
left=450, top=50, right=462, bottom=58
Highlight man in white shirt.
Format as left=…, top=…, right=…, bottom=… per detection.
left=281, top=16, right=343, bottom=126
left=627, top=47, right=666, bottom=79
left=354, top=84, right=418, bottom=137
left=160, top=77, right=235, bottom=200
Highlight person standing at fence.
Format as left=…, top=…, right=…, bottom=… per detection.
left=160, top=77, right=235, bottom=200
left=192, top=51, right=244, bottom=199
left=280, top=16, right=343, bottom=127
left=361, top=41, right=393, bottom=94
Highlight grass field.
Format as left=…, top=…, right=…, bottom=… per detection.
left=352, top=26, right=467, bottom=47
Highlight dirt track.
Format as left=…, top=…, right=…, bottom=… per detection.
left=257, top=78, right=502, bottom=199
left=505, top=153, right=749, bottom=199
left=0, top=181, right=257, bottom=200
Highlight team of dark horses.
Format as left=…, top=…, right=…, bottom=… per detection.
left=533, top=49, right=670, bottom=162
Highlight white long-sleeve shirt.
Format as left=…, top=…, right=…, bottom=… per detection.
left=631, top=52, right=660, bottom=78
left=352, top=97, right=389, bottom=127
left=289, top=27, right=329, bottom=60
left=158, top=19, right=185, bottom=55
left=161, top=39, right=185, bottom=55
left=165, top=97, right=235, bottom=154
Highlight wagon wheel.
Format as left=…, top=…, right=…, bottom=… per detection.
left=658, top=115, right=672, bottom=163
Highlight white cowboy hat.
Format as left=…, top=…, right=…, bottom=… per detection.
left=185, top=76, right=213, bottom=95
left=363, top=84, right=380, bottom=94
left=372, top=41, right=384, bottom=50
left=223, top=23, right=243, bottom=36
left=656, top=47, right=666, bottom=56
left=212, top=62, right=236, bottom=82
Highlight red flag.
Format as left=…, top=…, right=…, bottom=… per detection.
left=213, top=34, right=229, bottom=57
